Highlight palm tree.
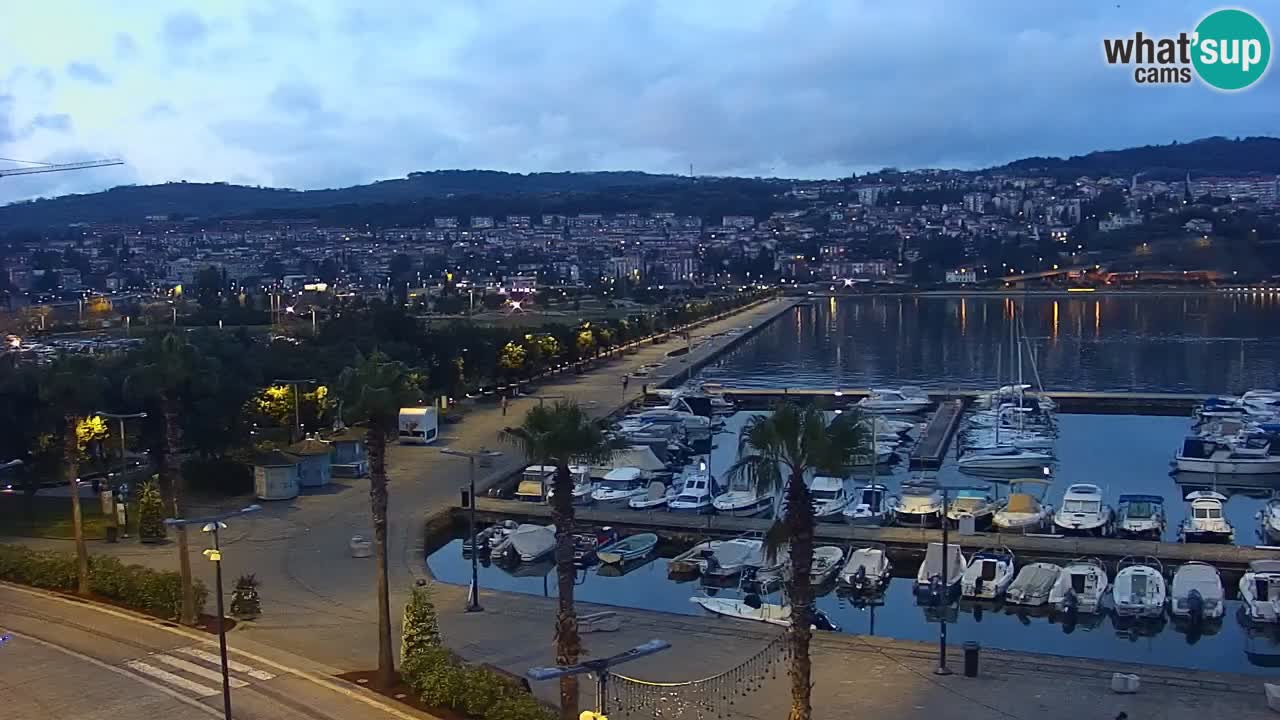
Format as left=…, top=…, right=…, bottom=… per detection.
left=126, top=333, right=212, bottom=625
left=723, top=403, right=869, bottom=720
left=338, top=351, right=423, bottom=689
left=39, top=355, right=104, bottom=596
left=500, top=401, right=616, bottom=720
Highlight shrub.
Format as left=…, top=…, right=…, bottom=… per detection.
left=0, top=544, right=206, bottom=620
left=136, top=478, right=166, bottom=542
left=406, top=647, right=468, bottom=710
left=486, top=694, right=556, bottom=720
left=400, top=584, right=441, bottom=663
left=400, top=645, right=555, bottom=720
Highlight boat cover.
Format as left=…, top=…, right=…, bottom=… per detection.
left=1006, top=494, right=1035, bottom=514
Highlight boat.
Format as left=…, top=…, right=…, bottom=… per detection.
left=849, top=442, right=897, bottom=466
left=946, top=489, right=995, bottom=530
left=667, top=539, right=722, bottom=579
left=463, top=520, right=517, bottom=555
left=510, top=524, right=557, bottom=563
left=842, top=483, right=893, bottom=526
left=958, top=445, right=1053, bottom=472
left=1169, top=561, right=1225, bottom=621
left=991, top=478, right=1054, bottom=533
left=712, top=480, right=775, bottom=518
left=689, top=595, right=839, bottom=631
left=1261, top=498, right=1280, bottom=544
left=857, top=387, right=931, bottom=413
left=838, top=544, right=891, bottom=594
left=914, top=542, right=965, bottom=604
left=546, top=465, right=595, bottom=506
left=515, top=465, right=554, bottom=502
left=961, top=547, right=1016, bottom=600
left=590, top=467, right=648, bottom=505
left=1048, top=558, right=1108, bottom=614
left=1115, top=494, right=1166, bottom=540
left=809, top=545, right=845, bottom=585
left=1239, top=559, right=1280, bottom=623
left=572, top=527, right=619, bottom=565
left=1178, top=490, right=1234, bottom=544
left=628, top=480, right=675, bottom=510
left=668, top=470, right=716, bottom=514
left=1006, top=562, right=1060, bottom=606
left=810, top=476, right=851, bottom=521
left=891, top=481, right=942, bottom=528
left=1111, top=556, right=1167, bottom=619
left=489, top=522, right=542, bottom=560
left=1052, top=484, right=1113, bottom=536
left=698, top=537, right=766, bottom=584
left=596, top=532, right=658, bottom=565
left=1175, top=436, right=1280, bottom=475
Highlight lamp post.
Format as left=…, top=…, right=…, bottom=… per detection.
left=932, top=481, right=990, bottom=676
left=440, top=447, right=502, bottom=612
left=95, top=411, right=147, bottom=474
left=164, top=505, right=261, bottom=720
left=527, top=639, right=671, bottom=716
left=272, top=378, right=316, bottom=443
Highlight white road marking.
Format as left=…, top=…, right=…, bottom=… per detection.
left=126, top=660, right=221, bottom=697
left=153, top=654, right=249, bottom=688
left=174, top=645, right=276, bottom=680
left=0, top=629, right=222, bottom=718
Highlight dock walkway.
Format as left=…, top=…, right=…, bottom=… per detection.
left=720, top=387, right=1207, bottom=415
left=908, top=399, right=963, bottom=469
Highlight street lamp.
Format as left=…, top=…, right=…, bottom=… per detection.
left=440, top=447, right=503, bottom=612
left=96, top=411, right=147, bottom=474
left=527, top=639, right=671, bottom=716
left=272, top=378, right=316, bottom=443
left=930, top=481, right=990, bottom=676
left=164, top=505, right=261, bottom=720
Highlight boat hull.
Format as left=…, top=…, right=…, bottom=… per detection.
left=893, top=510, right=941, bottom=528
left=712, top=498, right=774, bottom=517
left=1176, top=457, right=1280, bottom=474
left=1179, top=528, right=1235, bottom=544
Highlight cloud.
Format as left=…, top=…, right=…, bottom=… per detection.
left=161, top=11, right=210, bottom=51
left=65, top=61, right=111, bottom=85
left=115, top=33, right=138, bottom=60
left=29, top=113, right=72, bottom=133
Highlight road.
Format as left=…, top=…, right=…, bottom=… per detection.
left=0, top=584, right=430, bottom=720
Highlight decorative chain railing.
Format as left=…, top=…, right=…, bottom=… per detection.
left=607, top=631, right=788, bottom=719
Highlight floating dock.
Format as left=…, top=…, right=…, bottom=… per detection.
left=717, top=388, right=1206, bottom=416
left=908, top=399, right=963, bottom=470
left=464, top=498, right=1269, bottom=579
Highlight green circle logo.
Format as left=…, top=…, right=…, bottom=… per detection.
left=1193, top=9, right=1271, bottom=90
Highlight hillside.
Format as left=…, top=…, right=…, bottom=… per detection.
left=0, top=170, right=686, bottom=230
left=999, top=136, right=1280, bottom=178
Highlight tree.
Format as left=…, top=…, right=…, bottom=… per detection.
left=401, top=583, right=442, bottom=663
left=39, top=355, right=105, bottom=595
left=501, top=402, right=616, bottom=720
left=137, top=477, right=166, bottom=542
left=722, top=403, right=869, bottom=720
left=338, top=351, right=424, bottom=688
left=498, top=341, right=526, bottom=377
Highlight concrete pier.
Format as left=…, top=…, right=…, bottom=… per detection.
left=719, top=387, right=1207, bottom=416
left=908, top=399, right=964, bottom=469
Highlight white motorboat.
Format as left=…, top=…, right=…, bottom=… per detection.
left=849, top=444, right=896, bottom=466
left=668, top=471, right=716, bottom=514
left=510, top=524, right=557, bottom=563
left=809, top=546, right=845, bottom=585
left=1169, top=561, right=1225, bottom=621
left=463, top=519, right=517, bottom=554
left=1239, top=559, right=1280, bottom=623
left=629, top=480, right=675, bottom=510
left=810, top=476, right=851, bottom=521
left=992, top=478, right=1053, bottom=533
left=1115, top=494, right=1166, bottom=540
left=892, top=481, right=942, bottom=528
left=689, top=596, right=839, bottom=631
left=946, top=489, right=995, bottom=530
left=596, top=532, right=658, bottom=565
left=591, top=467, right=648, bottom=505
left=857, top=387, right=931, bottom=413
left=838, top=544, right=892, bottom=593
left=1052, top=484, right=1113, bottom=536
left=961, top=547, right=1016, bottom=600
left=1112, top=556, right=1167, bottom=619
left=712, top=481, right=775, bottom=517
left=1260, top=498, right=1280, bottom=544
left=1178, top=490, right=1234, bottom=544
left=700, top=538, right=767, bottom=583
left=489, top=522, right=542, bottom=559
left=667, top=539, right=724, bottom=578
left=1048, top=558, right=1109, bottom=614
left=1006, top=562, right=1060, bottom=606
left=1175, top=436, right=1280, bottom=474
left=914, top=542, right=965, bottom=604
left=958, top=445, right=1053, bottom=471
left=545, top=465, right=595, bottom=506
left=963, top=428, right=1056, bottom=453
left=842, top=483, right=893, bottom=526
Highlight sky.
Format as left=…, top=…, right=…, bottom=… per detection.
left=0, top=0, right=1277, bottom=203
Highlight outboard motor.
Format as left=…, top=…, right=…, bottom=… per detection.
left=812, top=607, right=840, bottom=632
left=974, top=576, right=986, bottom=595
left=850, top=565, right=868, bottom=591
left=743, top=593, right=763, bottom=609
left=927, top=575, right=945, bottom=606
left=1062, top=588, right=1079, bottom=615
left=1186, top=588, right=1204, bottom=624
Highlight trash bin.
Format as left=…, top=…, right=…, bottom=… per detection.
left=963, top=641, right=980, bottom=677
left=105, top=525, right=118, bottom=544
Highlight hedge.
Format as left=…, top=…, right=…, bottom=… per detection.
left=402, top=647, right=554, bottom=720
left=0, top=544, right=207, bottom=620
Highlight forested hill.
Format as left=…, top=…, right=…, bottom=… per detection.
left=998, top=136, right=1280, bottom=179
left=0, top=170, right=688, bottom=230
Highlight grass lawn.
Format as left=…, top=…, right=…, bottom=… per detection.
left=0, top=492, right=136, bottom=540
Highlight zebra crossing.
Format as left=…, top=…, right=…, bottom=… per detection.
left=122, top=644, right=276, bottom=699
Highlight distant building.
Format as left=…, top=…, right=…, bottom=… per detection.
left=1099, top=213, right=1144, bottom=232
left=945, top=268, right=977, bottom=284
left=470, top=216, right=494, bottom=229
left=722, top=215, right=755, bottom=229
left=1184, top=218, right=1213, bottom=234
left=433, top=217, right=458, bottom=229
left=962, top=192, right=989, bottom=214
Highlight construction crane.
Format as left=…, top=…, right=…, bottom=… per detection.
left=0, top=158, right=124, bottom=178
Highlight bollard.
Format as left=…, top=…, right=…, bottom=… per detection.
left=963, top=641, right=980, bottom=677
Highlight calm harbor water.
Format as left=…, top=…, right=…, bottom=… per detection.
left=700, top=294, right=1280, bottom=393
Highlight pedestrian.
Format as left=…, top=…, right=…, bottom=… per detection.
left=622, top=375, right=630, bottom=391
left=501, top=395, right=509, bottom=416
